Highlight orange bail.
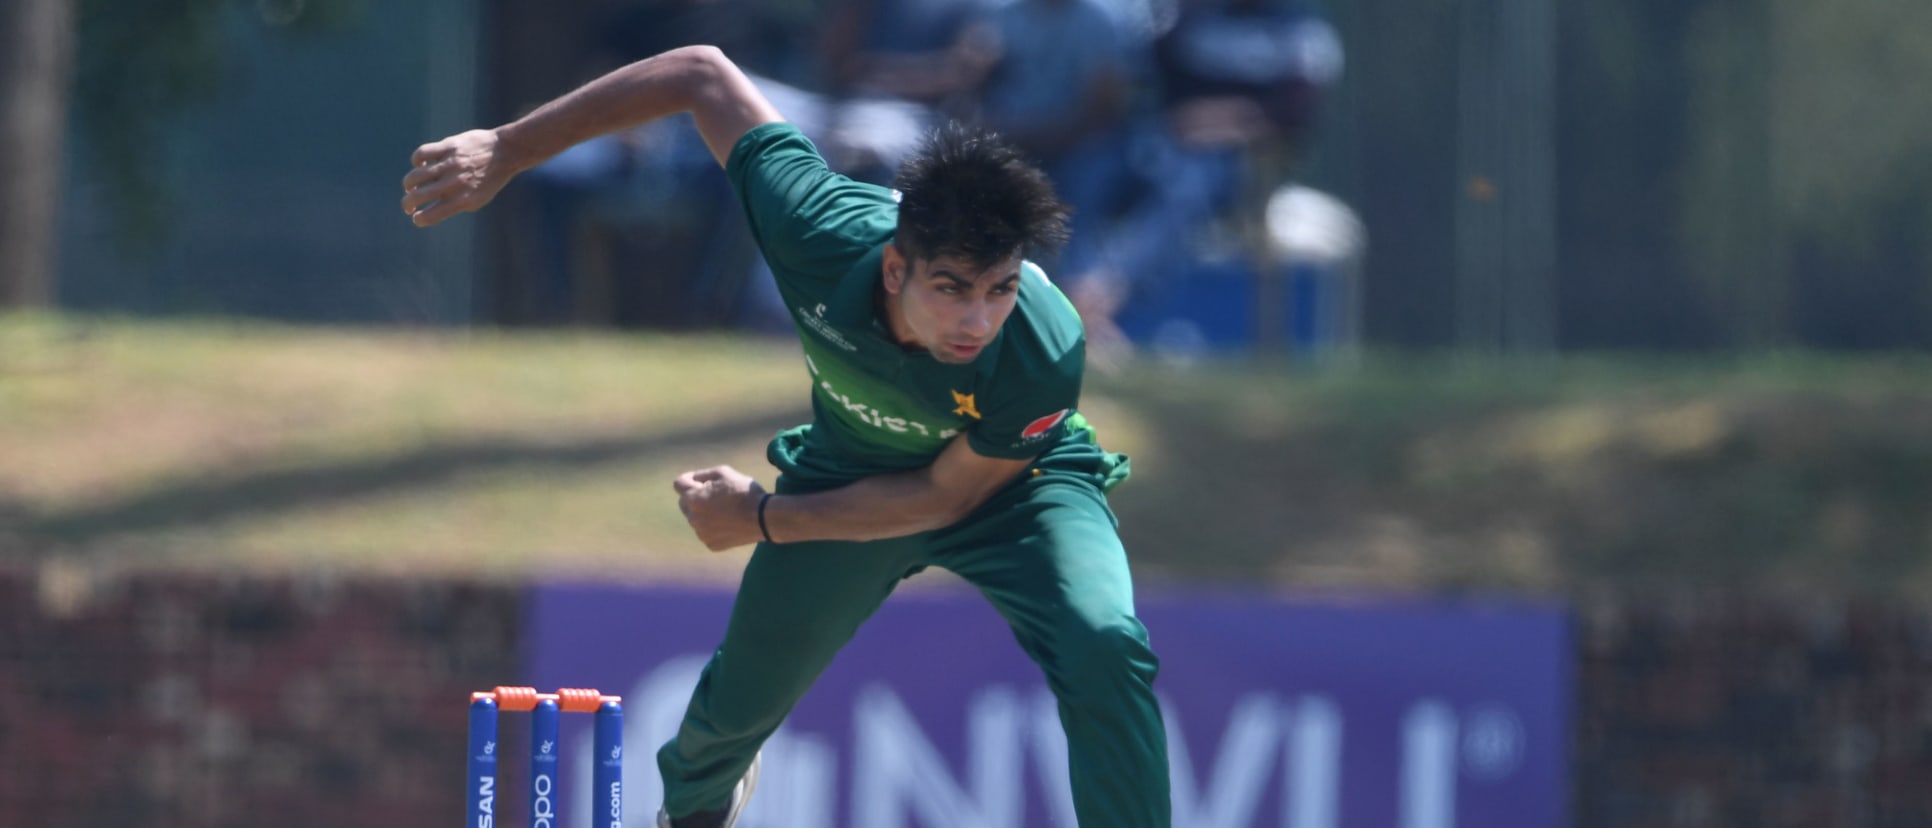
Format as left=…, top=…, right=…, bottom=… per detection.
left=491, top=685, right=541, bottom=711
left=556, top=687, right=606, bottom=713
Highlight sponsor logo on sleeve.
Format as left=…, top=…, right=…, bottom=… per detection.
left=796, top=306, right=858, bottom=351
left=1019, top=409, right=1069, bottom=442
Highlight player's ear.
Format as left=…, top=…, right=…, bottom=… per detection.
left=882, top=242, right=908, bottom=295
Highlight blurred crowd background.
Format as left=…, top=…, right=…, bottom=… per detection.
left=9, top=0, right=1931, bottom=356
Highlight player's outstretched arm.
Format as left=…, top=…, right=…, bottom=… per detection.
left=401, top=45, right=782, bottom=227
left=671, top=438, right=1032, bottom=550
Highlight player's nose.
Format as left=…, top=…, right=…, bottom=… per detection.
left=960, top=302, right=993, bottom=338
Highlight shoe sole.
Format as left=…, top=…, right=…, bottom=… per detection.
left=720, top=753, right=761, bottom=828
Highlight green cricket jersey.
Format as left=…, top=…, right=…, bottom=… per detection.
left=726, top=122, right=1121, bottom=488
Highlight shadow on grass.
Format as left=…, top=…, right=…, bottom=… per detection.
left=12, top=406, right=811, bottom=552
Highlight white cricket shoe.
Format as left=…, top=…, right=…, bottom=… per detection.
left=656, top=752, right=761, bottom=828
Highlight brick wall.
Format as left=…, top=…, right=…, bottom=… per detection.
left=1575, top=593, right=1932, bottom=828
left=0, top=570, right=520, bottom=828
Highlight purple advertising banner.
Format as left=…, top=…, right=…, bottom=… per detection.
left=525, top=582, right=1570, bottom=828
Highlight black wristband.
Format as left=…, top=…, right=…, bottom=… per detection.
left=757, top=492, right=774, bottom=544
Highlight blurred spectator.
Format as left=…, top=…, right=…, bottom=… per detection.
left=1085, top=0, right=1343, bottom=359
left=516, top=0, right=1013, bottom=331
left=970, top=0, right=1143, bottom=321
left=511, top=0, right=807, bottom=326
left=816, top=0, right=1000, bottom=167
left=1152, top=0, right=1339, bottom=158
left=600, top=0, right=813, bottom=80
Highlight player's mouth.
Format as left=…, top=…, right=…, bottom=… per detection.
left=946, top=342, right=984, bottom=359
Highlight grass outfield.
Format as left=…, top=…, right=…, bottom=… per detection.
left=4, top=312, right=1931, bottom=596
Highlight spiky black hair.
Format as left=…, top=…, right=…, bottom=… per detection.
left=892, top=122, right=1071, bottom=269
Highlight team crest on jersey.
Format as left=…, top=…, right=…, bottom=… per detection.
left=1020, top=409, right=1069, bottom=442
left=952, top=390, right=980, bottom=420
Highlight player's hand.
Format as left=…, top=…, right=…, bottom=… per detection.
left=401, top=129, right=514, bottom=227
left=672, top=465, right=768, bottom=551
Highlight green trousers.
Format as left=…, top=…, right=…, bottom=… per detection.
left=656, top=441, right=1170, bottom=826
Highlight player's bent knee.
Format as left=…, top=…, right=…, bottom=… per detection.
left=1053, top=615, right=1160, bottom=690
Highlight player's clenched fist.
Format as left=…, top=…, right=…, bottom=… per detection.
left=672, top=465, right=769, bottom=551
left=401, top=128, right=515, bottom=227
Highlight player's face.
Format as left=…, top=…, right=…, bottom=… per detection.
left=882, top=246, right=1023, bottom=365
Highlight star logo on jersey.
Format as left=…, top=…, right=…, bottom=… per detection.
left=952, top=390, right=981, bottom=420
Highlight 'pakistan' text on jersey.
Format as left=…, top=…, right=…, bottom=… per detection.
left=726, top=122, right=1115, bottom=486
